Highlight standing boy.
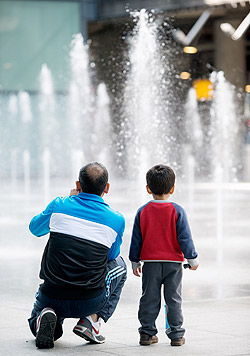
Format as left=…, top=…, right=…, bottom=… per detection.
left=129, top=164, right=198, bottom=346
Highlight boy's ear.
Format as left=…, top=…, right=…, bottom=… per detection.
left=146, top=185, right=152, bottom=194
left=76, top=181, right=82, bottom=192
left=170, top=185, right=175, bottom=195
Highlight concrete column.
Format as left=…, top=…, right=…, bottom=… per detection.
left=214, top=19, right=248, bottom=181
left=214, top=19, right=246, bottom=89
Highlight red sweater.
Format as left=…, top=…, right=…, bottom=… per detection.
left=129, top=200, right=198, bottom=263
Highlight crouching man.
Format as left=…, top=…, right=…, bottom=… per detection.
left=28, top=162, right=127, bottom=349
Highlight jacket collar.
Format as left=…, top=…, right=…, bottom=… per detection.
left=77, top=192, right=106, bottom=204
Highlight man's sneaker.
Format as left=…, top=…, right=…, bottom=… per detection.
left=36, top=307, right=57, bottom=349
left=73, top=316, right=105, bottom=344
left=139, top=333, right=159, bottom=346
left=171, top=336, right=185, bottom=346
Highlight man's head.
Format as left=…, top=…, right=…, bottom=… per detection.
left=77, top=162, right=109, bottom=196
left=146, top=164, right=175, bottom=195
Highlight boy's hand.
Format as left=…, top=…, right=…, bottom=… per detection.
left=189, top=264, right=199, bottom=270
left=70, top=189, right=79, bottom=196
left=133, top=267, right=142, bottom=277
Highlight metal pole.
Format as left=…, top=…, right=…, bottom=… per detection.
left=184, top=8, right=214, bottom=45
left=232, top=12, right=250, bottom=40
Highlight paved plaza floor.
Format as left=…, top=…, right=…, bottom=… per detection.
left=0, top=178, right=250, bottom=355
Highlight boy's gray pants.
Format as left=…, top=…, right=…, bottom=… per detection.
left=138, top=262, right=185, bottom=339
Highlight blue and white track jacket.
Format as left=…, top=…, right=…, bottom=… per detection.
left=29, top=193, right=125, bottom=299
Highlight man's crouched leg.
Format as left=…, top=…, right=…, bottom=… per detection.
left=96, top=256, right=127, bottom=323
left=35, top=308, right=57, bottom=349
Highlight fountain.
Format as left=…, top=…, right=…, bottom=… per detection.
left=93, top=82, right=111, bottom=167
left=184, top=88, right=203, bottom=168
left=23, top=149, right=31, bottom=196
left=3, top=35, right=112, bottom=190
left=210, top=71, right=240, bottom=182
left=184, top=87, right=203, bottom=212
left=123, top=9, right=172, bottom=178
left=69, top=33, right=95, bottom=171
left=43, top=148, right=50, bottom=205
left=18, top=91, right=33, bottom=189
left=0, top=13, right=243, bottom=185
left=9, top=95, right=18, bottom=189
left=39, top=64, right=59, bottom=177
left=19, top=91, right=33, bottom=124
left=0, top=8, right=249, bottom=307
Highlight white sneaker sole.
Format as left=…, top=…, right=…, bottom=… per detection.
left=73, top=325, right=105, bottom=344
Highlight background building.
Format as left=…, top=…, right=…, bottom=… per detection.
left=0, top=0, right=250, bottom=180
left=1, top=1, right=249, bottom=90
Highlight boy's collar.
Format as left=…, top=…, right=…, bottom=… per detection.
left=150, top=199, right=171, bottom=203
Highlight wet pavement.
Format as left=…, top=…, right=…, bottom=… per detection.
left=0, top=178, right=250, bottom=355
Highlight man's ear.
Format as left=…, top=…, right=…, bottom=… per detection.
left=170, top=185, right=175, bottom=195
left=76, top=181, right=82, bottom=192
left=103, top=182, right=110, bottom=195
left=146, top=185, right=152, bottom=194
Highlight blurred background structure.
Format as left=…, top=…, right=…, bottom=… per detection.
left=0, top=0, right=250, bottom=182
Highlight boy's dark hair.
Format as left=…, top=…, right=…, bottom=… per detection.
left=79, top=162, right=108, bottom=196
left=146, top=165, right=175, bottom=195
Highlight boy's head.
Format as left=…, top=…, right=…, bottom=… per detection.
left=146, top=165, right=175, bottom=195
left=78, top=162, right=109, bottom=196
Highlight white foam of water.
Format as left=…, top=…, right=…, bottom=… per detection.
left=124, top=9, right=170, bottom=176
left=210, top=71, right=239, bottom=182
left=18, top=91, right=32, bottom=123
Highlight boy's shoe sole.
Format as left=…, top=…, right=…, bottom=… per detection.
left=171, top=337, right=185, bottom=346
left=36, top=309, right=57, bottom=349
left=73, top=324, right=105, bottom=344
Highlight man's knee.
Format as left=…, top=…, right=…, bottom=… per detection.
left=106, top=256, right=127, bottom=295
left=107, top=256, right=127, bottom=275
left=114, top=255, right=126, bottom=268
left=116, top=256, right=127, bottom=282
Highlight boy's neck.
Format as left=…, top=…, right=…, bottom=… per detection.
left=152, top=193, right=171, bottom=201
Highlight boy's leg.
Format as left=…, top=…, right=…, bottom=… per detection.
left=138, top=262, right=162, bottom=336
left=97, top=256, right=127, bottom=322
left=28, top=288, right=64, bottom=341
left=162, top=262, right=185, bottom=340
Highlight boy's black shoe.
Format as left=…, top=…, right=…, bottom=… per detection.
left=36, top=308, right=57, bottom=349
left=139, top=333, right=158, bottom=345
left=171, top=336, right=185, bottom=346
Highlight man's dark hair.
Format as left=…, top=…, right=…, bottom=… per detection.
left=146, top=165, right=175, bottom=195
left=79, top=162, right=108, bottom=196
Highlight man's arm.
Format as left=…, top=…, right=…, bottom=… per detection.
left=29, top=199, right=55, bottom=237
left=108, top=218, right=125, bottom=261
